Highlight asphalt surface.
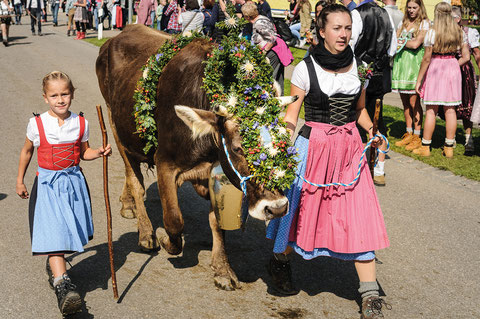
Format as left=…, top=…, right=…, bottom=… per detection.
left=1, top=14, right=480, bottom=319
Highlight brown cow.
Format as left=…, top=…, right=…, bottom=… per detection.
left=96, top=24, right=293, bottom=290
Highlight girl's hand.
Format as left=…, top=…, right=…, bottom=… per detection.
left=415, top=81, right=421, bottom=95
left=16, top=183, right=29, bottom=199
left=99, top=144, right=112, bottom=157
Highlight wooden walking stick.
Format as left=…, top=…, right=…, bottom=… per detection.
left=369, top=99, right=382, bottom=178
left=96, top=105, right=119, bottom=300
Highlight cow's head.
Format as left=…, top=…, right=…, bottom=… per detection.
left=174, top=101, right=295, bottom=221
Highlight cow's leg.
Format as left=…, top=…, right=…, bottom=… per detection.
left=107, top=107, right=158, bottom=250
left=156, top=163, right=184, bottom=255
left=209, top=208, right=241, bottom=290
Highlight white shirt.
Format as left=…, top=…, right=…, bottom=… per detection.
left=424, top=28, right=467, bottom=48
left=466, top=27, right=480, bottom=49
left=179, top=10, right=205, bottom=33
left=26, top=112, right=89, bottom=148
left=350, top=8, right=397, bottom=57
left=291, top=58, right=361, bottom=96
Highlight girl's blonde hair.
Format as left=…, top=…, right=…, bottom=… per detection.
left=398, top=0, right=429, bottom=38
left=42, top=71, right=75, bottom=93
left=432, top=2, right=462, bottom=53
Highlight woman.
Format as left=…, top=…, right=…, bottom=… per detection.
left=1, top=0, right=12, bottom=46
left=289, top=0, right=311, bottom=47
left=266, top=5, right=390, bottom=319
left=242, top=1, right=290, bottom=94
left=137, top=0, right=157, bottom=27
left=179, top=0, right=203, bottom=34
left=414, top=2, right=470, bottom=158
left=391, top=0, right=429, bottom=152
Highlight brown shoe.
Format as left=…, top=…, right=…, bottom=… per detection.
left=361, top=296, right=391, bottom=319
left=412, top=145, right=430, bottom=157
left=405, top=135, right=422, bottom=151
left=394, top=132, right=413, bottom=147
left=373, top=174, right=385, bottom=186
left=442, top=146, right=454, bottom=158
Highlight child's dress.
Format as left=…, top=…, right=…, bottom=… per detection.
left=73, top=0, right=89, bottom=23
left=28, top=112, right=94, bottom=255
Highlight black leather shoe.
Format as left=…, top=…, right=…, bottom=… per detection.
left=267, top=256, right=300, bottom=295
left=55, top=276, right=82, bottom=315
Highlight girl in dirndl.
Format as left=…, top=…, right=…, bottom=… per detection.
left=414, top=2, right=470, bottom=158
left=73, top=0, right=88, bottom=39
left=391, top=0, right=429, bottom=152
left=16, top=71, right=111, bottom=316
left=266, top=5, right=390, bottom=319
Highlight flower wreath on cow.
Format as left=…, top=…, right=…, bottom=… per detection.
left=133, top=7, right=298, bottom=192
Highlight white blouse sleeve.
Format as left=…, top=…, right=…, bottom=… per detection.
left=82, top=118, right=89, bottom=142
left=26, top=118, right=38, bottom=145
left=468, top=28, right=480, bottom=48
left=290, top=61, right=310, bottom=95
left=424, top=29, right=435, bottom=47
left=419, top=20, right=430, bottom=31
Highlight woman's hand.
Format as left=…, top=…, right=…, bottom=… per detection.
left=16, top=183, right=29, bottom=199
left=368, top=129, right=383, bottom=148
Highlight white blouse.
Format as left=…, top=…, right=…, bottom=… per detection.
left=424, top=28, right=467, bottom=48
left=26, top=112, right=90, bottom=147
left=291, top=58, right=361, bottom=96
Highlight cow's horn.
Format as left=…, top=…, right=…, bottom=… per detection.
left=275, top=95, right=299, bottom=108
left=212, top=104, right=229, bottom=117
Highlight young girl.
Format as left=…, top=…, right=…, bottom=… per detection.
left=266, top=5, right=390, bottom=319
left=16, top=71, right=111, bottom=316
left=392, top=0, right=429, bottom=152
left=414, top=2, right=470, bottom=158
left=73, top=0, right=88, bottom=39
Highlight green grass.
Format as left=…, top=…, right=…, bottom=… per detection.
left=84, top=37, right=110, bottom=47
left=290, top=47, right=308, bottom=66
left=384, top=104, right=480, bottom=181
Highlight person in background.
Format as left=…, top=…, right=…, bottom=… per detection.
left=179, top=0, right=203, bottom=33
left=65, top=0, right=77, bottom=35
left=210, top=0, right=227, bottom=41
left=52, top=0, right=60, bottom=25
left=201, top=0, right=213, bottom=35
left=164, top=0, right=181, bottom=34
left=414, top=2, right=470, bottom=158
left=341, top=0, right=356, bottom=11
left=453, top=5, right=479, bottom=156
left=383, top=0, right=402, bottom=31
left=256, top=0, right=271, bottom=20
left=13, top=0, right=22, bottom=24
left=391, top=0, right=428, bottom=152
left=266, top=6, right=390, bottom=319
left=155, top=0, right=165, bottom=30
left=305, top=0, right=327, bottom=48
left=73, top=0, right=88, bottom=39
left=27, top=0, right=45, bottom=35
left=1, top=0, right=12, bottom=46
left=350, top=0, right=396, bottom=186
left=137, top=0, right=157, bottom=27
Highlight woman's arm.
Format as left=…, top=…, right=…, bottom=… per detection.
left=415, top=46, right=432, bottom=94
left=283, top=84, right=305, bottom=138
left=16, top=137, right=34, bottom=199
left=458, top=42, right=471, bottom=66
left=80, top=141, right=112, bottom=161
left=405, top=29, right=427, bottom=50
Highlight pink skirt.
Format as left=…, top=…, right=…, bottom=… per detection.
left=420, top=55, right=462, bottom=106
left=288, top=121, right=389, bottom=254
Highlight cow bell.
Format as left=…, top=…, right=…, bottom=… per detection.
left=209, top=163, right=244, bottom=230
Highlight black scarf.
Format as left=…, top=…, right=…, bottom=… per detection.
left=311, top=38, right=354, bottom=71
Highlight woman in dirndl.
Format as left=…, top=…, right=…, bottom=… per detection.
left=266, top=5, right=390, bottom=319
left=1, top=0, right=13, bottom=46
left=391, top=0, right=429, bottom=152
left=73, top=0, right=89, bottom=39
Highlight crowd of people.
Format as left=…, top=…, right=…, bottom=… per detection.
left=9, top=0, right=480, bottom=318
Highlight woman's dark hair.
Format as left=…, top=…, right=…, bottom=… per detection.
left=315, top=3, right=351, bottom=38
left=203, top=0, right=214, bottom=9
left=186, top=0, right=199, bottom=10
left=314, top=0, right=328, bottom=16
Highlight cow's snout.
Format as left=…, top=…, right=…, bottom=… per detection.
left=264, top=199, right=288, bottom=220
left=249, top=197, right=288, bottom=221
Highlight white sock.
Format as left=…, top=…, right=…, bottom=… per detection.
left=422, top=138, right=432, bottom=145
left=406, top=127, right=413, bottom=134
left=445, top=138, right=455, bottom=146
left=465, top=134, right=473, bottom=146
left=374, top=161, right=385, bottom=176
left=413, top=129, right=421, bottom=135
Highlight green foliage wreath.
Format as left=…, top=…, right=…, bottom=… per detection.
left=133, top=6, right=298, bottom=191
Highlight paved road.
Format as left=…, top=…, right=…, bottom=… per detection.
left=1, top=15, right=480, bottom=319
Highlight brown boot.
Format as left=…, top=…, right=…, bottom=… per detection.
left=405, top=134, right=422, bottom=151
left=412, top=145, right=430, bottom=157
left=442, top=146, right=454, bottom=158
left=361, top=296, right=391, bottom=319
left=394, top=132, right=413, bottom=147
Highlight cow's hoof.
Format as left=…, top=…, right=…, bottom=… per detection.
left=138, top=233, right=160, bottom=252
left=214, top=274, right=241, bottom=291
left=160, top=236, right=183, bottom=255
left=120, top=207, right=136, bottom=219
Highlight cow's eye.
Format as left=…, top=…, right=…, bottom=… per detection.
left=233, top=146, right=243, bottom=155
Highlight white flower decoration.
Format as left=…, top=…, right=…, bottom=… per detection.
left=227, top=94, right=238, bottom=107
left=268, top=147, right=278, bottom=157
left=240, top=61, right=255, bottom=74
left=264, top=143, right=272, bottom=149
left=183, top=30, right=192, bottom=37
left=274, top=169, right=286, bottom=179
left=143, top=68, right=149, bottom=79
left=277, top=127, right=287, bottom=135
left=256, top=107, right=265, bottom=115
left=225, top=17, right=237, bottom=28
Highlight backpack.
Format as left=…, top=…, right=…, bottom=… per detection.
left=273, top=17, right=294, bottom=43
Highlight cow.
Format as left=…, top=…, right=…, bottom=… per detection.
left=95, top=24, right=293, bottom=290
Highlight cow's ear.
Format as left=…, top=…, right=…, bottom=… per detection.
left=174, top=105, right=217, bottom=139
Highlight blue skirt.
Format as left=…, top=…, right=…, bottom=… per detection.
left=29, top=166, right=94, bottom=255
left=266, top=135, right=375, bottom=261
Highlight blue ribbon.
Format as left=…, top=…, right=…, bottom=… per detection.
left=221, top=135, right=254, bottom=197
